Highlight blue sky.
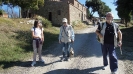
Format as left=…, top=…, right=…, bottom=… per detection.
left=78, top=0, right=119, bottom=19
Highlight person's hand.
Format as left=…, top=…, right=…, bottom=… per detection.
left=42, top=38, right=44, bottom=43
left=118, top=41, right=122, bottom=47
left=98, top=34, right=103, bottom=39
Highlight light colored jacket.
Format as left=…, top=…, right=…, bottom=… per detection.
left=99, top=22, right=119, bottom=47
left=59, top=24, right=75, bottom=43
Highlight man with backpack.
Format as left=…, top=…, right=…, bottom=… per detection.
left=95, top=12, right=122, bottom=74
left=59, top=18, right=75, bottom=61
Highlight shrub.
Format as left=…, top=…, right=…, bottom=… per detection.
left=0, top=10, right=3, bottom=15
left=37, top=16, right=52, bottom=28
left=72, top=20, right=87, bottom=29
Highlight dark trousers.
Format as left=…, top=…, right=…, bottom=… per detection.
left=101, top=44, right=118, bottom=72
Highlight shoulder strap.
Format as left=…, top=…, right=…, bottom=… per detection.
left=62, top=26, right=69, bottom=37
left=69, top=25, right=72, bottom=30
left=99, top=22, right=104, bottom=31
left=33, top=27, right=35, bottom=35
left=101, top=23, right=104, bottom=30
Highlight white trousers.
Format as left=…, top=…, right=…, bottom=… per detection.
left=32, top=40, right=43, bottom=62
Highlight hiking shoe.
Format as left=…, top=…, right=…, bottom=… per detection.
left=66, top=57, right=71, bottom=61
left=31, top=61, right=36, bottom=67
left=61, top=58, right=65, bottom=62
left=39, top=59, right=44, bottom=63
left=102, top=66, right=107, bottom=70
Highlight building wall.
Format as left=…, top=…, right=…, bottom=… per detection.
left=2, top=13, right=8, bottom=18
left=38, top=0, right=70, bottom=25
left=69, top=0, right=87, bottom=24
left=38, top=0, right=87, bottom=25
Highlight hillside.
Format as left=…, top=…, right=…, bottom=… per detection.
left=0, top=17, right=59, bottom=69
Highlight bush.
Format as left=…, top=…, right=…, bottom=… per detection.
left=0, top=10, right=3, bottom=15
left=72, top=20, right=87, bottom=29
left=37, top=16, right=52, bottom=28
left=42, top=19, right=52, bottom=28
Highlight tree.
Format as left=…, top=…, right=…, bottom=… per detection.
left=85, top=0, right=103, bottom=19
left=98, top=2, right=111, bottom=18
left=115, top=0, right=133, bottom=27
left=85, top=0, right=111, bottom=20
left=86, top=8, right=91, bottom=19
left=1, top=0, right=45, bottom=18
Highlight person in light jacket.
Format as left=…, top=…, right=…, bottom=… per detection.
left=59, top=18, right=75, bottom=61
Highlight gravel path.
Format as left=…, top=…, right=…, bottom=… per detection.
left=1, top=25, right=125, bottom=74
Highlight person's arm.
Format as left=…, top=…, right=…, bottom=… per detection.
left=118, top=30, right=122, bottom=46
left=41, top=28, right=44, bottom=42
left=59, top=27, right=62, bottom=43
left=95, top=24, right=103, bottom=38
left=70, top=26, right=75, bottom=43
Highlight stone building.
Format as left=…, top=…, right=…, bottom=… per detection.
left=38, top=0, right=87, bottom=25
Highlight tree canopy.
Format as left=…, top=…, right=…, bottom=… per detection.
left=0, top=0, right=44, bottom=10
left=0, top=0, right=44, bottom=18
left=85, top=0, right=111, bottom=18
left=115, top=0, right=133, bottom=27
left=98, top=2, right=111, bottom=18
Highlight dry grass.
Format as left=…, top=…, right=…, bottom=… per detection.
left=72, top=20, right=88, bottom=30
left=0, top=17, right=59, bottom=70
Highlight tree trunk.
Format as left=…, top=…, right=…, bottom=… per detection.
left=26, top=9, right=30, bottom=18
left=125, top=21, right=128, bottom=27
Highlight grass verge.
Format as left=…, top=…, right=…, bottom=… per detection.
left=116, top=22, right=133, bottom=74
left=0, top=17, right=59, bottom=70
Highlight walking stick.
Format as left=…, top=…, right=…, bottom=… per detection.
left=118, top=41, right=122, bottom=55
left=120, top=46, right=122, bottom=55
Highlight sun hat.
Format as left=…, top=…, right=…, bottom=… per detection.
left=62, top=18, right=67, bottom=23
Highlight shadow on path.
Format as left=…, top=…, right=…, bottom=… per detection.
left=44, top=66, right=103, bottom=74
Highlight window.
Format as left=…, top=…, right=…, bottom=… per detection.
left=58, top=10, right=61, bottom=15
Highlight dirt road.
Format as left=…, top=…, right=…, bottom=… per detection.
left=1, top=26, right=125, bottom=74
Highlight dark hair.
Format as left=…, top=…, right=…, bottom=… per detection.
left=34, top=19, right=39, bottom=28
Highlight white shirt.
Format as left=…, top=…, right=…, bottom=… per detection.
left=31, top=27, right=44, bottom=38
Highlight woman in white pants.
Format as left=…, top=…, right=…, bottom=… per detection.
left=31, top=19, right=44, bottom=66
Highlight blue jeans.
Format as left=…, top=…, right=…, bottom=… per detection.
left=101, top=44, right=118, bottom=72
left=61, top=42, right=71, bottom=58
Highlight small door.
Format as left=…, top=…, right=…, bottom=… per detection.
left=49, top=12, right=52, bottom=21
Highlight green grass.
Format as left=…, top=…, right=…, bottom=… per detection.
left=119, top=24, right=133, bottom=53
left=0, top=17, right=59, bottom=70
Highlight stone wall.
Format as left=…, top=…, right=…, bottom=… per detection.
left=69, top=0, right=87, bottom=24
left=38, top=0, right=87, bottom=26
left=38, top=1, right=70, bottom=25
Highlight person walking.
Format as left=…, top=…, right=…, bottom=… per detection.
left=95, top=12, right=122, bottom=74
left=31, top=19, right=44, bottom=66
left=59, top=18, right=75, bottom=61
